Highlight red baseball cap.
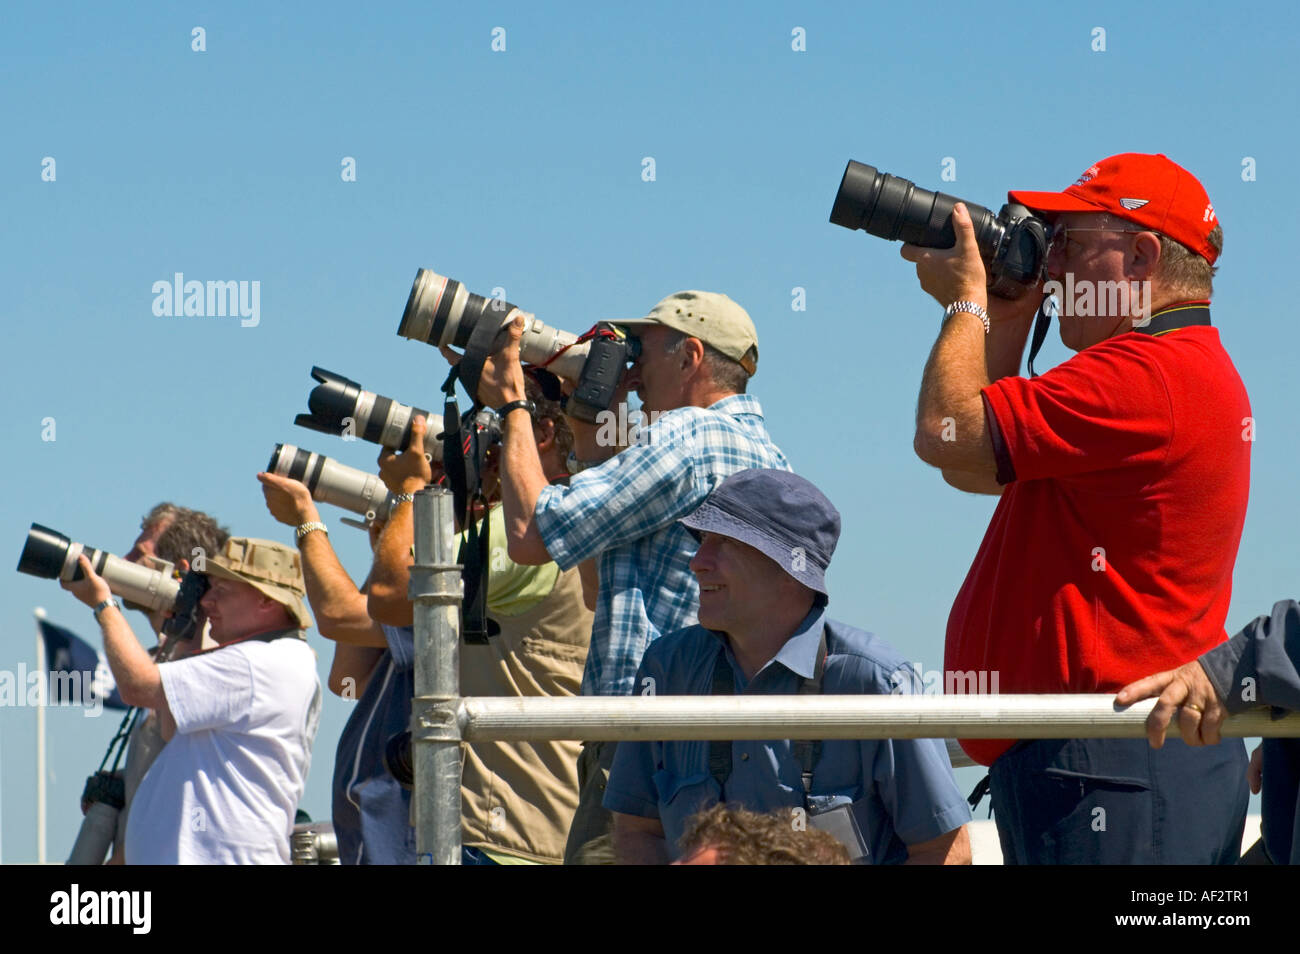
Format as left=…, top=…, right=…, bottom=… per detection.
left=1008, top=153, right=1220, bottom=264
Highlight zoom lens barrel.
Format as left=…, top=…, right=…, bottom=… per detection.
left=17, top=524, right=180, bottom=612
left=830, top=160, right=1005, bottom=255
left=398, top=269, right=591, bottom=383
left=269, top=444, right=398, bottom=524
left=295, top=367, right=442, bottom=454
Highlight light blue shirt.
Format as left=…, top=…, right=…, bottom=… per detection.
left=603, top=607, right=972, bottom=863
left=533, top=393, right=789, bottom=696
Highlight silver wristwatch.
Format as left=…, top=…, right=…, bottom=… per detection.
left=295, top=521, right=329, bottom=541
left=944, top=300, right=990, bottom=334
left=93, top=597, right=122, bottom=623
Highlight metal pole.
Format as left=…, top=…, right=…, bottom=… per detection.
left=409, top=488, right=463, bottom=865
left=460, top=694, right=1300, bottom=741
left=34, top=607, right=47, bottom=865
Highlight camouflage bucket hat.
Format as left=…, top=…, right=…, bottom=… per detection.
left=200, top=537, right=312, bottom=630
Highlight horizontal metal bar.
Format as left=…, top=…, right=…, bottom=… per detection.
left=459, top=694, right=1300, bottom=742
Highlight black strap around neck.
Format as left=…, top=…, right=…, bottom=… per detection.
left=707, top=629, right=828, bottom=801
left=1132, top=303, right=1212, bottom=336
left=1027, top=299, right=1212, bottom=377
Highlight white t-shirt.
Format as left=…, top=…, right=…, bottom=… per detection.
left=125, top=635, right=322, bottom=864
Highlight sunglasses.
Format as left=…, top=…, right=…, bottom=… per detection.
left=1048, top=224, right=1147, bottom=257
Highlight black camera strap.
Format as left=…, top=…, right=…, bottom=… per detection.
left=457, top=308, right=514, bottom=409
left=707, top=629, right=828, bottom=801
left=1025, top=295, right=1054, bottom=378
left=439, top=366, right=498, bottom=645
left=1026, top=299, right=1212, bottom=377
left=1132, top=302, right=1212, bottom=336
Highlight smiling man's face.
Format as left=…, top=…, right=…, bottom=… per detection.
left=688, top=531, right=792, bottom=635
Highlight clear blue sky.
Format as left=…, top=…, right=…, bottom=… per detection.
left=3, top=1, right=1297, bottom=861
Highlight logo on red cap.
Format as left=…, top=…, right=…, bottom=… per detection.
left=1009, top=153, right=1220, bottom=265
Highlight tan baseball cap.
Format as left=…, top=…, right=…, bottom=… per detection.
left=616, top=291, right=759, bottom=375
left=200, top=537, right=313, bottom=630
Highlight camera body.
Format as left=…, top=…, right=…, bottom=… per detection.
left=830, top=160, right=1050, bottom=300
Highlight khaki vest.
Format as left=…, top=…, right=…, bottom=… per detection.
left=460, top=563, right=592, bottom=862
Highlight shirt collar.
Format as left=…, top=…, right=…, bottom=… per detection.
left=707, top=393, right=764, bottom=418
left=712, top=603, right=826, bottom=684
left=765, top=604, right=827, bottom=680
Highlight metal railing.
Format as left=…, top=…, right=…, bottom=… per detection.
left=408, top=488, right=1300, bottom=862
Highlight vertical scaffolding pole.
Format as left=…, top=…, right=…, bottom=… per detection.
left=409, top=487, right=463, bottom=864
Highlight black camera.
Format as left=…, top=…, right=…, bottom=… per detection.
left=830, top=160, right=1050, bottom=300
left=384, top=730, right=414, bottom=790
left=81, top=769, right=126, bottom=811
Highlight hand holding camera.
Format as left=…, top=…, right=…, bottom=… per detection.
left=899, top=203, right=991, bottom=310
left=257, top=471, right=322, bottom=527
left=377, top=414, right=437, bottom=495
left=440, top=314, right=529, bottom=411
left=59, top=553, right=113, bottom=609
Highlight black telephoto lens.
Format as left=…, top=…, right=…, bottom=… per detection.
left=17, top=523, right=72, bottom=578
left=294, top=367, right=432, bottom=451
left=830, top=160, right=1004, bottom=254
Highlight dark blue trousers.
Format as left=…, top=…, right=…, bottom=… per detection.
left=988, top=736, right=1248, bottom=864
left=1261, top=738, right=1300, bottom=864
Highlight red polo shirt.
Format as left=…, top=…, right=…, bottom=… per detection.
left=947, top=319, right=1251, bottom=766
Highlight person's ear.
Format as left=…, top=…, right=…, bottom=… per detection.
left=176, top=558, right=190, bottom=575
left=534, top=416, right=556, bottom=453
left=681, top=337, right=706, bottom=376
left=1129, top=231, right=1162, bottom=281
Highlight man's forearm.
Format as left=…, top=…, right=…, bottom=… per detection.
left=904, top=826, right=971, bottom=865
left=914, top=310, right=994, bottom=472
left=329, top=644, right=385, bottom=698
left=297, top=531, right=379, bottom=644
left=368, top=502, right=416, bottom=626
left=98, top=605, right=165, bottom=711
left=985, top=312, right=1035, bottom=383
left=941, top=468, right=1004, bottom=496
left=500, top=407, right=553, bottom=565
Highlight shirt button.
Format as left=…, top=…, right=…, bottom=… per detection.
left=740, top=753, right=749, bottom=761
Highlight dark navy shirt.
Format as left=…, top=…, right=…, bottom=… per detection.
left=1201, top=599, right=1300, bottom=864
left=603, top=607, right=971, bottom=862
left=332, top=624, right=416, bottom=865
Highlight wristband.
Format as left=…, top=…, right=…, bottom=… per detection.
left=92, top=598, right=121, bottom=623
left=391, top=492, right=417, bottom=505
left=295, top=521, right=328, bottom=542
left=944, top=300, right=990, bottom=334
left=497, top=399, right=535, bottom=419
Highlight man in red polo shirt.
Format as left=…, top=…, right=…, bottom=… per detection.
left=900, top=153, right=1250, bottom=864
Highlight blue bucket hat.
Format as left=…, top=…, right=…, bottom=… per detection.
left=680, top=469, right=841, bottom=598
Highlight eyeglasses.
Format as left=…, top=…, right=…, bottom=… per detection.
left=1048, top=224, right=1148, bottom=257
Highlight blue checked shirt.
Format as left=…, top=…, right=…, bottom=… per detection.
left=534, top=394, right=790, bottom=696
